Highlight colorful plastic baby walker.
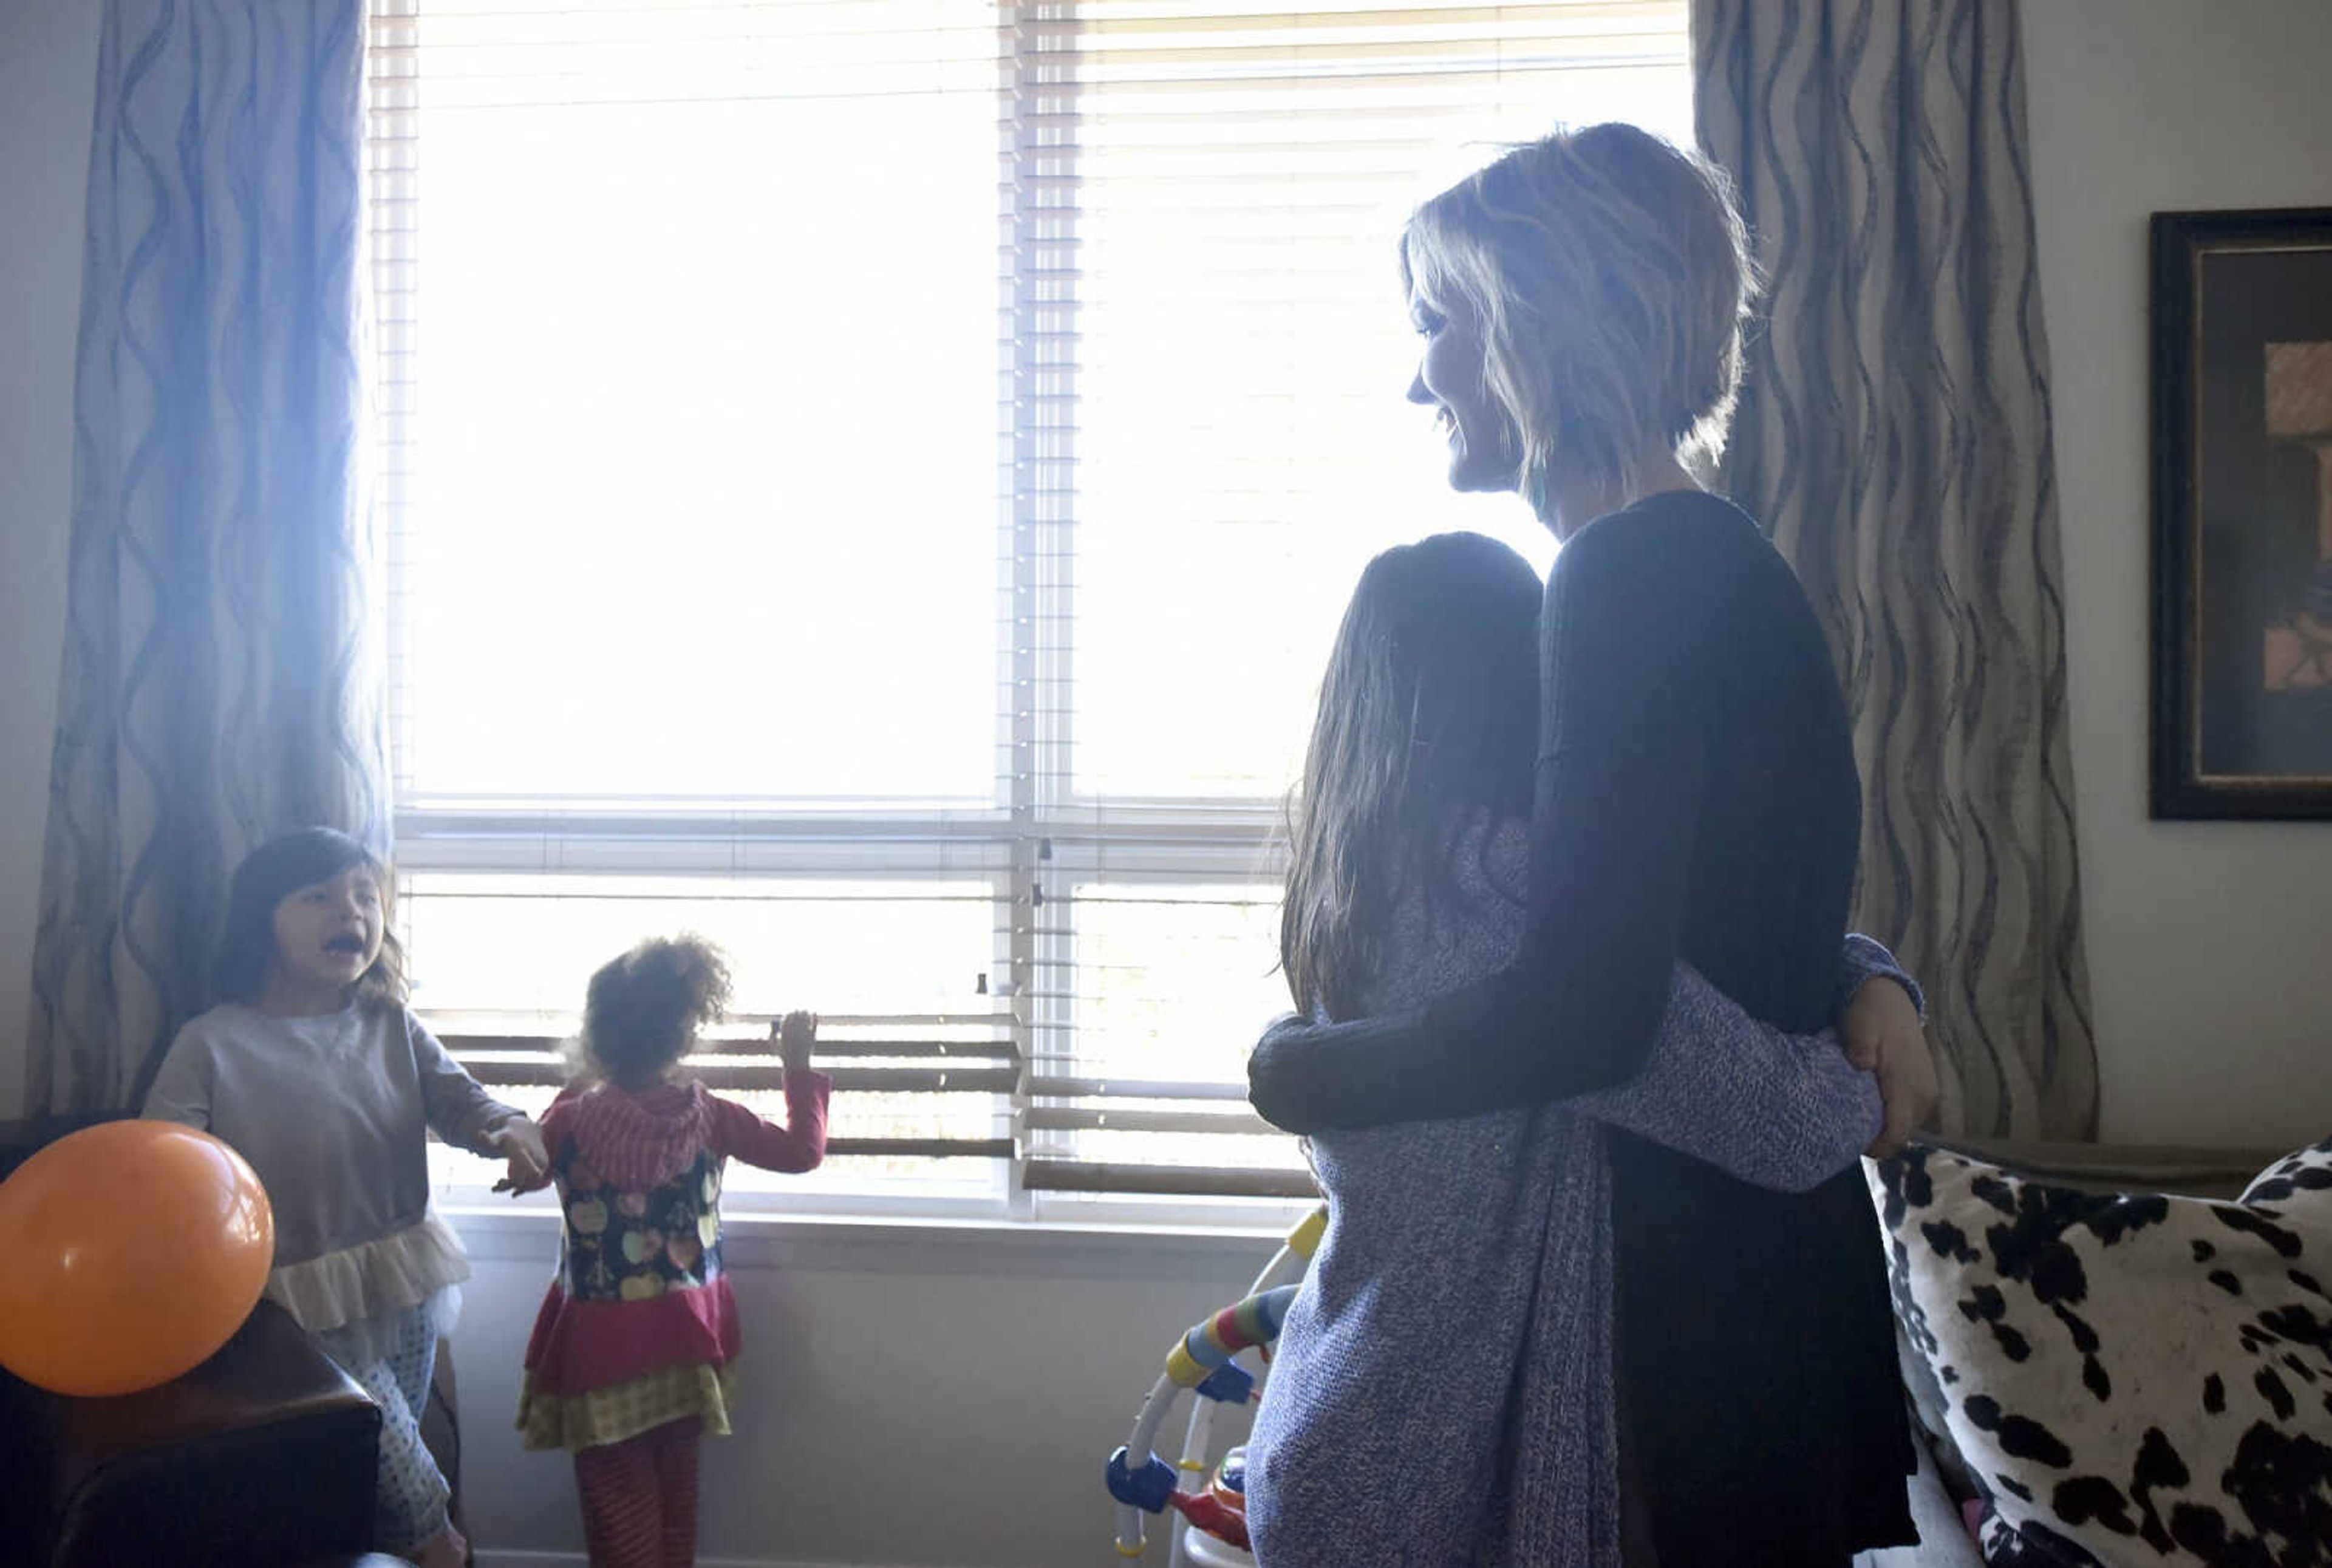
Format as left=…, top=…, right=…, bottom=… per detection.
left=1105, top=1204, right=1328, bottom=1564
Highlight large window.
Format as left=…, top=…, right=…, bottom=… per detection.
left=364, top=1, right=1689, bottom=1216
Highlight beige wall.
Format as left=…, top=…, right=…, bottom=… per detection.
left=2021, top=0, right=2332, bottom=1147
left=446, top=1208, right=1277, bottom=1567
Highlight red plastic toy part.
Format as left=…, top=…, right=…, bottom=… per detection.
left=1166, top=1488, right=1249, bottom=1550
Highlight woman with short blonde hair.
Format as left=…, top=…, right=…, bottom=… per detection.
left=1399, top=120, right=1756, bottom=514
left=1248, top=123, right=1925, bottom=1566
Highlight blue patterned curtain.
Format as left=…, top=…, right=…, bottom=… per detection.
left=1694, top=0, right=2098, bottom=1139
left=26, top=0, right=386, bottom=1114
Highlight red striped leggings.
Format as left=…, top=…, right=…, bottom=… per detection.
left=573, top=1417, right=703, bottom=1567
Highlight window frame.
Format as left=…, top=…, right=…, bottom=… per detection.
left=370, top=0, right=1688, bottom=1227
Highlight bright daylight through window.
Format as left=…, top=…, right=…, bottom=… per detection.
left=364, top=0, right=1689, bottom=1217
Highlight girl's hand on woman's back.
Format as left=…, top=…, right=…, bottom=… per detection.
left=1841, top=979, right=1938, bottom=1158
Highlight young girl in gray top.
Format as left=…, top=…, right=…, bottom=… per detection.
left=1249, top=534, right=1913, bottom=1565
left=145, top=828, right=547, bottom=1568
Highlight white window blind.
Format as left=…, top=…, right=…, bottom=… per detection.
left=361, top=1, right=1688, bottom=1212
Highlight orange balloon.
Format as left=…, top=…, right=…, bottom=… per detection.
left=0, top=1119, right=274, bottom=1397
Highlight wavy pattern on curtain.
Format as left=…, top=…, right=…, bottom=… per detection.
left=1694, top=0, right=2098, bottom=1138
left=26, top=0, right=385, bottom=1114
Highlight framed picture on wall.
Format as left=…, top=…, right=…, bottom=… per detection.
left=2152, top=207, right=2332, bottom=819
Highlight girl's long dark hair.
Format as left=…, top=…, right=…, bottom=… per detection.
left=577, top=935, right=733, bottom=1091
left=1280, top=533, right=1542, bottom=1021
left=211, top=827, right=407, bottom=1007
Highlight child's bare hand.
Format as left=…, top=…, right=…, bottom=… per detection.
left=491, top=1170, right=551, bottom=1197
left=1842, top=980, right=1937, bottom=1158
left=487, top=1115, right=550, bottom=1194
left=776, top=1010, right=817, bottom=1075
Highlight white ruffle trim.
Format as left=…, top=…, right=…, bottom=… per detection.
left=312, top=1284, right=464, bottom=1371
left=267, top=1210, right=472, bottom=1337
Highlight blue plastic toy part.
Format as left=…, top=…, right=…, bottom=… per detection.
left=1195, top=1361, right=1256, bottom=1406
left=1106, top=1447, right=1179, bottom=1514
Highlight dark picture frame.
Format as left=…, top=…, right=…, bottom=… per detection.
left=2151, top=208, right=2332, bottom=819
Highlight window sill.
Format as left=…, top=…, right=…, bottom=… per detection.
left=442, top=1193, right=1299, bottom=1277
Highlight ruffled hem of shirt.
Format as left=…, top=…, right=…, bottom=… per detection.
left=516, top=1360, right=737, bottom=1453
left=310, top=1283, right=464, bottom=1371
left=268, top=1209, right=472, bottom=1335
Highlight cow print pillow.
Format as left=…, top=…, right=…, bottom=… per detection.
left=1870, top=1140, right=2332, bottom=1567
left=2244, top=1139, right=2332, bottom=1211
